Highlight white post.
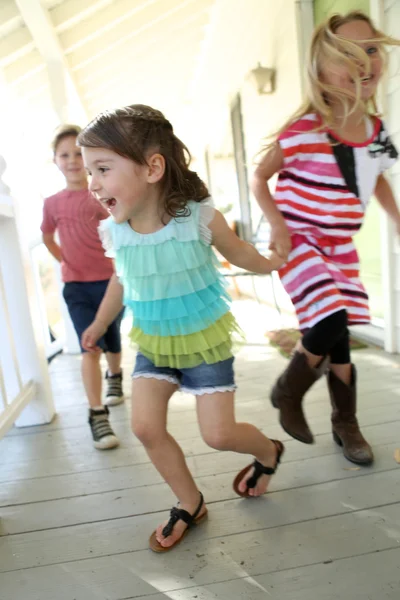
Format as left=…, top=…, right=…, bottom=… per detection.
left=370, top=0, right=397, bottom=352
left=0, top=155, right=55, bottom=431
left=295, top=0, right=314, bottom=94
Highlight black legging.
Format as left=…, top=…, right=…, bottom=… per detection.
left=302, top=310, right=350, bottom=364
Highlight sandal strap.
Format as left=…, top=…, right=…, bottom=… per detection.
left=246, top=440, right=284, bottom=490
left=246, top=461, right=275, bottom=489
left=162, top=492, right=204, bottom=538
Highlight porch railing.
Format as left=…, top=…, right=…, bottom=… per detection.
left=0, top=155, right=54, bottom=439
left=28, top=236, right=80, bottom=359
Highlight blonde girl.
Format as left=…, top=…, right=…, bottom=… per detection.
left=253, top=11, right=400, bottom=465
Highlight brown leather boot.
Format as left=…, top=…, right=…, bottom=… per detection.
left=271, top=352, right=326, bottom=444
left=328, top=365, right=373, bottom=465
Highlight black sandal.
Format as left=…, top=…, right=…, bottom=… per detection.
left=233, top=439, right=285, bottom=498
left=149, top=491, right=208, bottom=552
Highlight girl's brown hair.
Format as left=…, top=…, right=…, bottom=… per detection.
left=267, top=10, right=400, bottom=147
left=77, top=104, right=209, bottom=218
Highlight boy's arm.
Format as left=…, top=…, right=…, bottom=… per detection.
left=41, top=198, right=63, bottom=261
left=209, top=210, right=285, bottom=274
left=374, top=174, right=400, bottom=233
left=42, top=233, right=62, bottom=262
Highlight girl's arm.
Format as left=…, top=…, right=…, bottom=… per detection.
left=209, top=210, right=285, bottom=274
left=374, top=175, right=400, bottom=232
left=251, top=143, right=291, bottom=259
left=81, top=274, right=124, bottom=352
left=95, top=274, right=124, bottom=326
left=42, top=233, right=62, bottom=262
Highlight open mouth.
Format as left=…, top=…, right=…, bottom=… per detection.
left=102, top=198, right=117, bottom=209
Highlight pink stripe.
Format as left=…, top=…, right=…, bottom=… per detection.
left=326, top=266, right=352, bottom=285
left=282, top=262, right=329, bottom=294
left=330, top=249, right=359, bottom=264
left=279, top=117, right=318, bottom=140
left=289, top=159, right=341, bottom=178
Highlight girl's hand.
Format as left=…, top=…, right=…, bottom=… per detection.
left=269, top=220, right=291, bottom=260
left=81, top=319, right=107, bottom=353
left=268, top=249, right=287, bottom=271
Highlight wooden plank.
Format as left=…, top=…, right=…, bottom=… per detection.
left=8, top=370, right=400, bottom=437
left=1, top=397, right=399, bottom=467
left=0, top=419, right=399, bottom=484
left=1, top=318, right=399, bottom=599
left=1, top=439, right=398, bottom=508
left=1, top=464, right=400, bottom=537
left=5, top=351, right=400, bottom=437
left=2, top=386, right=398, bottom=454
left=253, top=547, right=400, bottom=600
left=0, top=502, right=399, bottom=589
left=2, top=365, right=400, bottom=444
left=129, top=548, right=400, bottom=600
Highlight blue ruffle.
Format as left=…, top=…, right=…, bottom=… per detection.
left=101, top=201, right=202, bottom=248
left=115, top=239, right=211, bottom=277
left=126, top=280, right=229, bottom=320
left=121, top=261, right=223, bottom=302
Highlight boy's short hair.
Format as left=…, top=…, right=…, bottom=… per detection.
left=51, top=124, right=82, bottom=154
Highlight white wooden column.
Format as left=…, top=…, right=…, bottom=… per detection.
left=0, top=156, right=54, bottom=435
left=13, top=1, right=86, bottom=354
left=370, top=0, right=399, bottom=352
left=295, top=0, right=315, bottom=94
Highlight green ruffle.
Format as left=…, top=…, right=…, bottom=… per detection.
left=129, top=312, right=243, bottom=368
left=140, top=340, right=234, bottom=369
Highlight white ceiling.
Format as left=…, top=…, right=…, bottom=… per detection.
left=0, top=0, right=298, bottom=163
left=0, top=0, right=216, bottom=143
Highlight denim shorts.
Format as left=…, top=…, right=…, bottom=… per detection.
left=63, top=280, right=124, bottom=353
left=132, top=352, right=236, bottom=395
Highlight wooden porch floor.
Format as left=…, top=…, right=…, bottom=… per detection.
left=1, top=301, right=400, bottom=599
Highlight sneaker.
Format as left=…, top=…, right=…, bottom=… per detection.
left=88, top=406, right=120, bottom=450
left=105, top=371, right=124, bottom=406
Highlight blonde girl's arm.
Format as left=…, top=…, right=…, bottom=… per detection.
left=251, top=143, right=291, bottom=260
left=374, top=175, right=400, bottom=233
left=209, top=210, right=285, bottom=275
left=81, top=274, right=124, bottom=352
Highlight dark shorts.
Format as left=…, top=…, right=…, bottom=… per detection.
left=132, top=352, right=236, bottom=395
left=63, top=280, right=124, bottom=353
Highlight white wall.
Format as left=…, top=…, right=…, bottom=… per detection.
left=190, top=0, right=303, bottom=152
left=239, top=3, right=304, bottom=314
left=192, top=0, right=308, bottom=317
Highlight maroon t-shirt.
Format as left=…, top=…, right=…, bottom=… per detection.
left=41, top=189, right=114, bottom=283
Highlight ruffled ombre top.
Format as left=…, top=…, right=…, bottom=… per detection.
left=99, top=201, right=240, bottom=368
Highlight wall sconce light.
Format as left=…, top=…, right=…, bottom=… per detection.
left=250, top=63, right=276, bottom=94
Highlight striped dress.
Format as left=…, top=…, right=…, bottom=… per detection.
left=275, top=113, right=398, bottom=331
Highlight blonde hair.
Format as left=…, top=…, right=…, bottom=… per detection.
left=269, top=11, right=400, bottom=145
